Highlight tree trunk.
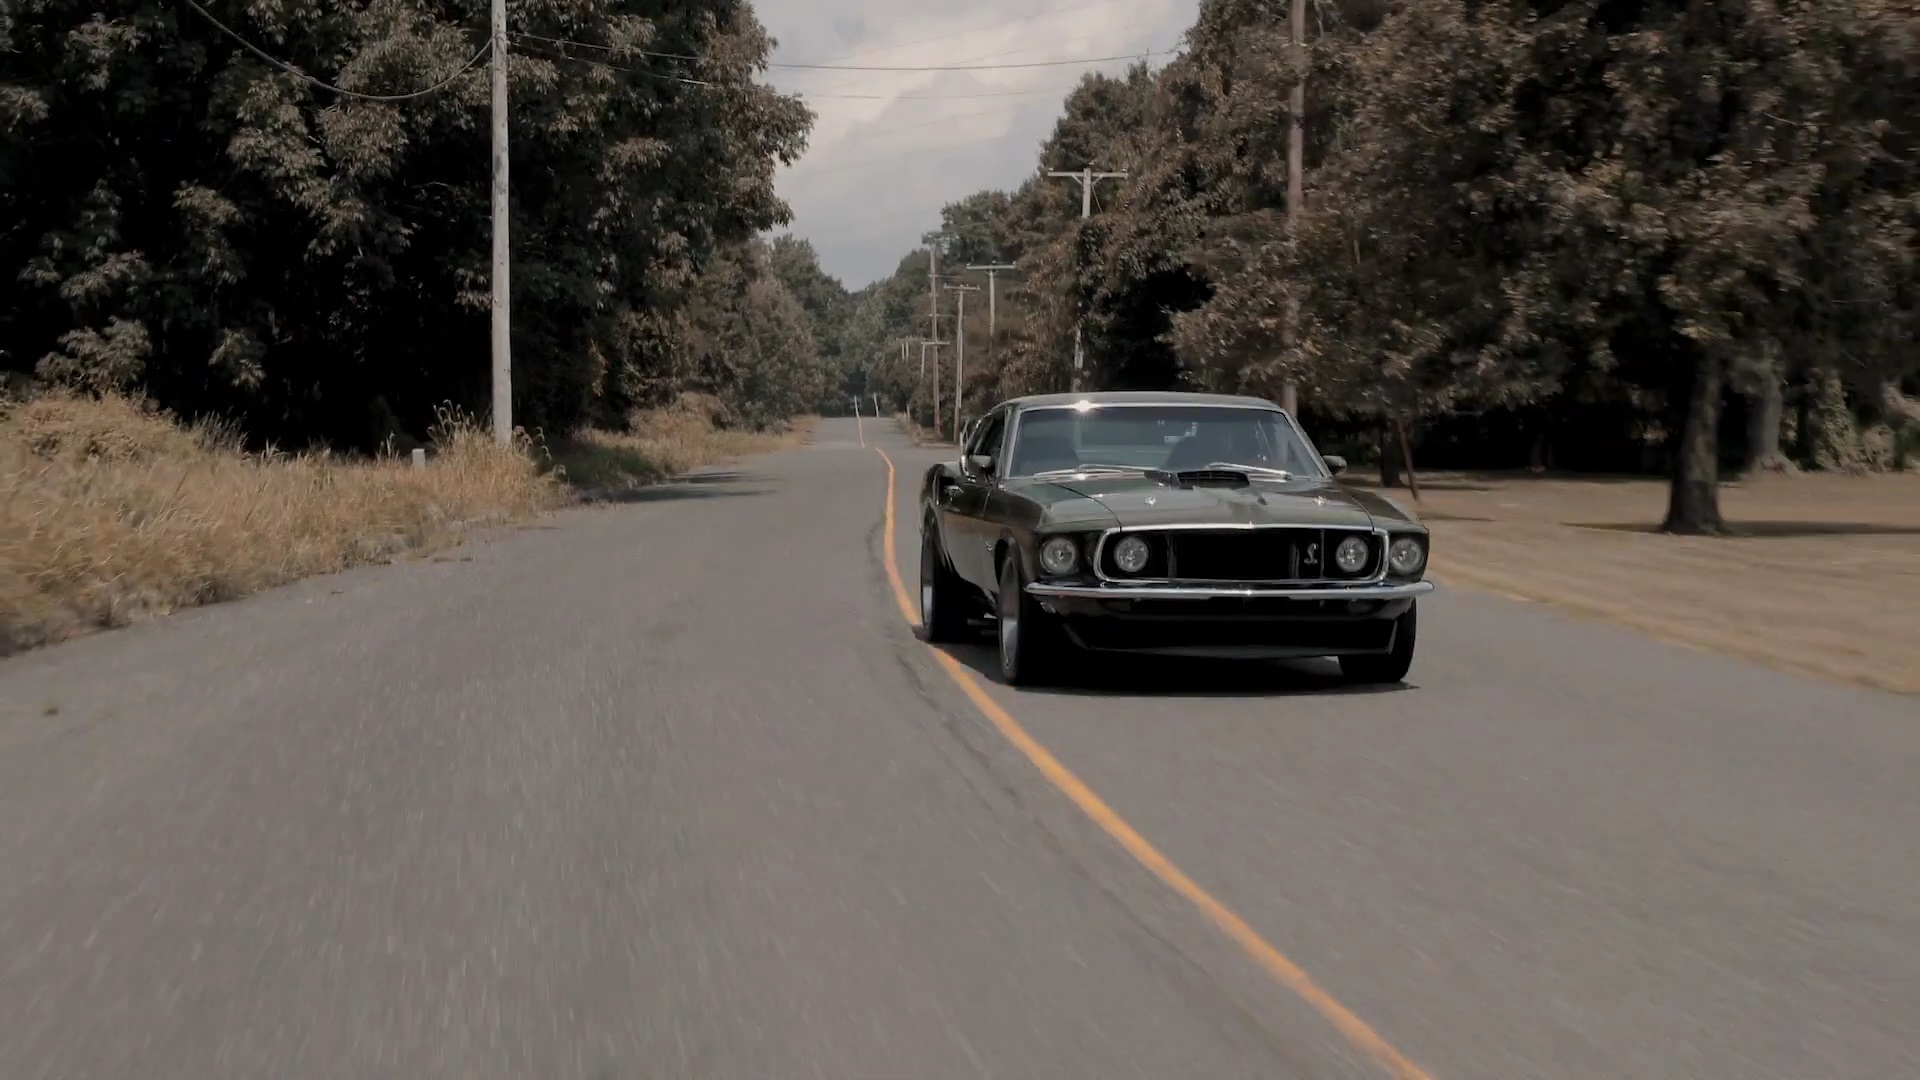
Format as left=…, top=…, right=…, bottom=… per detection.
left=1379, top=423, right=1403, bottom=488
left=1392, top=414, right=1421, bottom=502
left=1663, top=352, right=1727, bottom=535
left=1744, top=365, right=1789, bottom=474
left=1792, top=374, right=1816, bottom=467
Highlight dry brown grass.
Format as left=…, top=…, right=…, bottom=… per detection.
left=0, top=391, right=822, bottom=653
left=1, top=393, right=565, bottom=653
left=893, top=413, right=950, bottom=448
left=550, top=394, right=817, bottom=493
left=1359, top=469, right=1920, bottom=693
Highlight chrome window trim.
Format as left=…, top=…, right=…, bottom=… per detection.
left=1001, top=402, right=1332, bottom=481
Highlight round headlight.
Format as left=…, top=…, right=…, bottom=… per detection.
left=1038, top=535, right=1080, bottom=576
left=1112, top=535, right=1151, bottom=574
left=1388, top=535, right=1426, bottom=575
left=1334, top=535, right=1370, bottom=573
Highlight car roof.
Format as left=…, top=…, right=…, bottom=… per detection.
left=1001, top=390, right=1281, bottom=411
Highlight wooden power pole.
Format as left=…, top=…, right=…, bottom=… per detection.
left=1280, top=0, right=1304, bottom=418
left=1047, top=168, right=1127, bottom=392
left=943, top=282, right=980, bottom=441
left=489, top=0, right=511, bottom=443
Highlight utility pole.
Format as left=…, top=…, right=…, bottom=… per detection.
left=943, top=282, right=980, bottom=441
left=968, top=262, right=1017, bottom=403
left=925, top=233, right=949, bottom=365
left=919, top=337, right=949, bottom=442
left=1280, top=0, right=1304, bottom=419
left=1047, top=168, right=1127, bottom=392
left=923, top=310, right=950, bottom=438
left=489, top=0, right=511, bottom=444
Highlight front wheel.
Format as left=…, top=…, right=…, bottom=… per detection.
left=1338, top=602, right=1417, bottom=684
left=997, top=556, right=1064, bottom=686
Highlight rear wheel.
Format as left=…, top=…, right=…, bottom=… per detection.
left=920, top=522, right=972, bottom=643
left=997, top=555, right=1064, bottom=686
left=1338, top=602, right=1417, bottom=684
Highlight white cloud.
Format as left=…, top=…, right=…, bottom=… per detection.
left=752, top=0, right=1199, bottom=287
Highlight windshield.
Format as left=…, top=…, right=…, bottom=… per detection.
left=1005, top=405, right=1327, bottom=479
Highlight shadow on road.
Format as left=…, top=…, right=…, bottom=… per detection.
left=669, top=471, right=753, bottom=485
left=587, top=480, right=768, bottom=504
left=929, top=635, right=1411, bottom=699
left=1571, top=519, right=1920, bottom=538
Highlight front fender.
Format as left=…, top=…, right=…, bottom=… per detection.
left=992, top=526, right=1041, bottom=590
left=918, top=463, right=953, bottom=523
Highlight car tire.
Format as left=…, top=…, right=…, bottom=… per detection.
left=1338, top=601, right=1417, bottom=685
left=996, top=555, right=1063, bottom=686
left=920, top=521, right=973, bottom=643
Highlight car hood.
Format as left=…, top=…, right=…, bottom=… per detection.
left=1038, top=474, right=1417, bottom=530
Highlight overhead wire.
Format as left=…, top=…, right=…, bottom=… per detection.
left=508, top=37, right=1113, bottom=101
left=181, top=0, right=492, bottom=102
left=509, top=29, right=1169, bottom=72
left=797, top=0, right=1139, bottom=68
left=797, top=28, right=1163, bottom=97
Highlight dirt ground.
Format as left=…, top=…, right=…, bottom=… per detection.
left=1352, top=470, right=1920, bottom=695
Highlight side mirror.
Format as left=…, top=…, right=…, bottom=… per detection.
left=1323, top=455, right=1347, bottom=475
left=966, top=453, right=996, bottom=477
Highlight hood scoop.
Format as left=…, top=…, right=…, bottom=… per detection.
left=1161, top=468, right=1252, bottom=489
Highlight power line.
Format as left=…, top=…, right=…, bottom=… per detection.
left=799, top=0, right=1142, bottom=69
left=798, top=28, right=1163, bottom=97
left=508, top=40, right=720, bottom=88
left=182, top=0, right=492, bottom=102
left=810, top=87, right=1069, bottom=101
left=510, top=30, right=1171, bottom=72
left=512, top=42, right=1098, bottom=101
left=794, top=128, right=1038, bottom=178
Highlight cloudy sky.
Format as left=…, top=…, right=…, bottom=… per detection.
left=751, top=0, right=1201, bottom=288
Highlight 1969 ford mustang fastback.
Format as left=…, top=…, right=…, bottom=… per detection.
left=918, top=391, right=1433, bottom=686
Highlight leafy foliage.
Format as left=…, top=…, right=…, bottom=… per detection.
left=1, top=0, right=826, bottom=447
left=831, top=0, right=1920, bottom=528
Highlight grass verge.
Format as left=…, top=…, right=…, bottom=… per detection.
left=1, top=391, right=813, bottom=655
left=1356, top=469, right=1920, bottom=694
left=1, top=393, right=565, bottom=654
left=547, top=395, right=816, bottom=495
left=894, top=412, right=949, bottom=448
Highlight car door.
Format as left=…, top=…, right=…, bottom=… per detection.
left=943, top=408, right=1008, bottom=589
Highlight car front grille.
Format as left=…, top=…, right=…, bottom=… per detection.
left=1100, top=527, right=1378, bottom=583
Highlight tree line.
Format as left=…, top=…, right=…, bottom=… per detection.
left=1, top=0, right=855, bottom=447
left=831, top=0, right=1919, bottom=532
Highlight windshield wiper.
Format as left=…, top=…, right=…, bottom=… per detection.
left=1195, top=461, right=1293, bottom=479
left=1029, top=463, right=1150, bottom=478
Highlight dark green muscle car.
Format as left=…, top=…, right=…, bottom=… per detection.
left=917, top=391, right=1433, bottom=686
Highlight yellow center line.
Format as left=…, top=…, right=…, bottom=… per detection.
left=874, top=448, right=1433, bottom=1080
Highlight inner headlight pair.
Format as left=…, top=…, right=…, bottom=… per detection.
left=1039, top=532, right=1150, bottom=576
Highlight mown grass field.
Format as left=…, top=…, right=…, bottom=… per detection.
left=1357, top=470, right=1920, bottom=694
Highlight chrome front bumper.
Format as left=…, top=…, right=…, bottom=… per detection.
left=1024, top=580, right=1435, bottom=601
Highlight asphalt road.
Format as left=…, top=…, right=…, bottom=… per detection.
left=2, top=416, right=1915, bottom=1080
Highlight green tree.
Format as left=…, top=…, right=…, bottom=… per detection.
left=1, top=0, right=812, bottom=446
left=677, top=238, right=824, bottom=428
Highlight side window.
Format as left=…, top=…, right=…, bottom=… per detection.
left=969, top=411, right=1007, bottom=458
